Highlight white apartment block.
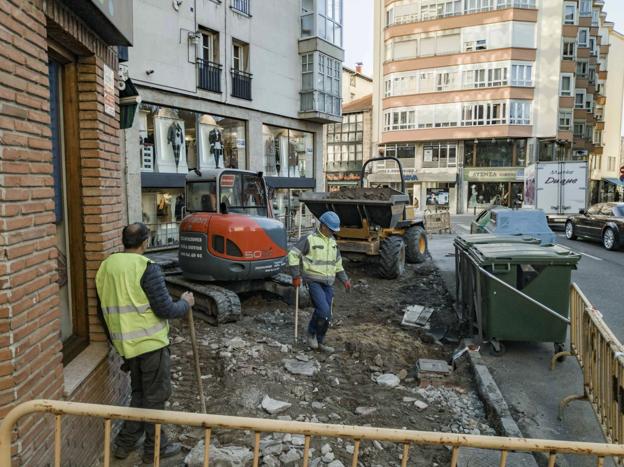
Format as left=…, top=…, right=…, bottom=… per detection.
left=373, top=0, right=623, bottom=213
left=123, top=0, right=344, bottom=246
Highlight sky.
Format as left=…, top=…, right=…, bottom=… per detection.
left=343, top=0, right=624, bottom=77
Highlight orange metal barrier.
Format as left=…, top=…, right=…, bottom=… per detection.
left=552, top=283, right=624, bottom=454
left=2, top=399, right=624, bottom=466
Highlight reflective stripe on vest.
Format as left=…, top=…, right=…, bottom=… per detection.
left=96, top=253, right=169, bottom=359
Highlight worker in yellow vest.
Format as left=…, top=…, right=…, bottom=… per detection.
left=289, top=211, right=351, bottom=352
left=96, top=223, right=194, bottom=464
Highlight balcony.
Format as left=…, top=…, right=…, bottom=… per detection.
left=197, top=59, right=222, bottom=93
left=231, top=69, right=252, bottom=100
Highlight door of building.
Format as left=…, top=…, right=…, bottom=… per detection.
left=48, top=51, right=88, bottom=362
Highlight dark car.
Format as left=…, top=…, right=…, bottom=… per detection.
left=564, top=202, right=624, bottom=250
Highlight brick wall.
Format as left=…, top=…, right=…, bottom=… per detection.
left=0, top=1, right=128, bottom=465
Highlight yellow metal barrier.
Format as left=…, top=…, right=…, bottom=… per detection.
left=552, top=283, right=624, bottom=452
left=2, top=399, right=624, bottom=466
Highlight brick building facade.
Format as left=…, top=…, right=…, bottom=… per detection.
left=0, top=1, right=132, bottom=464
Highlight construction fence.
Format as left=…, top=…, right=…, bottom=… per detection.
left=1, top=399, right=624, bottom=466
left=553, top=284, right=624, bottom=456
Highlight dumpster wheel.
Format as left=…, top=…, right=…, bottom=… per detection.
left=379, top=236, right=406, bottom=279
left=488, top=339, right=506, bottom=357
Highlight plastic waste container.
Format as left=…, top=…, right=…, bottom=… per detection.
left=480, top=208, right=557, bottom=244
left=453, top=234, right=542, bottom=335
left=466, top=243, right=580, bottom=354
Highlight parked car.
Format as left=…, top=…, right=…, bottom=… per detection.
left=564, top=202, right=624, bottom=250
left=470, top=207, right=557, bottom=244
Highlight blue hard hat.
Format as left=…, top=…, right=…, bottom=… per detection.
left=319, top=211, right=341, bottom=232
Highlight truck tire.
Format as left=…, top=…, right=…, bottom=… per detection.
left=379, top=236, right=406, bottom=279
left=405, top=226, right=428, bottom=263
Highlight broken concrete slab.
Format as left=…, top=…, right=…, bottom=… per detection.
left=354, top=406, right=377, bottom=416
left=261, top=395, right=292, bottom=415
left=416, top=358, right=452, bottom=380
left=376, top=373, right=400, bottom=387
left=283, top=358, right=319, bottom=377
left=401, top=304, right=434, bottom=328
left=184, top=441, right=253, bottom=467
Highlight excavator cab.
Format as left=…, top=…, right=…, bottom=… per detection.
left=179, top=169, right=287, bottom=282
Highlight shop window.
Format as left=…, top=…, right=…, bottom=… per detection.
left=142, top=189, right=184, bottom=248
left=468, top=182, right=524, bottom=208
left=139, top=104, right=246, bottom=173
left=263, top=125, right=314, bottom=178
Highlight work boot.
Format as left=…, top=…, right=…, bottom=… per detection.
left=113, top=440, right=142, bottom=459
left=113, top=444, right=135, bottom=460
left=307, top=334, right=319, bottom=350
left=142, top=443, right=182, bottom=464
left=318, top=343, right=335, bottom=353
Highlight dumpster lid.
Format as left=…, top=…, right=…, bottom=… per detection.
left=454, top=234, right=541, bottom=249
left=486, top=208, right=556, bottom=245
left=469, top=243, right=581, bottom=265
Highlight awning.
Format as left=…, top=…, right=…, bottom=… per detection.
left=120, top=78, right=141, bottom=129
left=603, top=178, right=624, bottom=187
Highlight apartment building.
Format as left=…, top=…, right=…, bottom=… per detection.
left=373, top=0, right=621, bottom=213
left=325, top=66, right=374, bottom=190
left=589, top=29, right=624, bottom=203
left=124, top=0, right=344, bottom=246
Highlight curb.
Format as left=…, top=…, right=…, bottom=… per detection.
left=466, top=350, right=540, bottom=467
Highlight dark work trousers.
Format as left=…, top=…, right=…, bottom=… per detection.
left=307, top=281, right=334, bottom=344
left=116, top=346, right=172, bottom=455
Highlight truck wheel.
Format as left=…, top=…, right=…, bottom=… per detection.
left=405, top=226, right=428, bottom=263
left=379, top=236, right=406, bottom=279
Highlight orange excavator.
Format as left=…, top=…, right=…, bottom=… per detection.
left=166, top=169, right=303, bottom=324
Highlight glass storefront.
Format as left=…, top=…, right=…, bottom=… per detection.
left=142, top=188, right=184, bottom=248
left=139, top=103, right=247, bottom=173
left=464, top=139, right=526, bottom=167
left=270, top=188, right=316, bottom=239
left=467, top=182, right=524, bottom=208
left=263, top=125, right=314, bottom=178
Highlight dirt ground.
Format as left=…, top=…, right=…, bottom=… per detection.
left=142, top=257, right=493, bottom=466
left=326, top=187, right=399, bottom=201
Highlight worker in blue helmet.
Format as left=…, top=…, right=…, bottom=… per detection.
left=288, top=211, right=351, bottom=352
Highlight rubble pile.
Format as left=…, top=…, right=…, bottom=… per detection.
left=164, top=261, right=495, bottom=466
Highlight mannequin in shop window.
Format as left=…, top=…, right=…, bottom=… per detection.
left=209, top=128, right=223, bottom=168
left=175, top=195, right=185, bottom=221
left=167, top=122, right=184, bottom=169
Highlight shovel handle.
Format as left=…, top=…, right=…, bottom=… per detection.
left=188, top=307, right=207, bottom=414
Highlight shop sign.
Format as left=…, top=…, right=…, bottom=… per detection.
left=103, top=64, right=116, bottom=117
left=464, top=168, right=524, bottom=182
left=423, top=149, right=433, bottom=163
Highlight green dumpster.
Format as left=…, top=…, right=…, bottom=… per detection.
left=467, top=243, right=580, bottom=351
left=453, top=235, right=542, bottom=331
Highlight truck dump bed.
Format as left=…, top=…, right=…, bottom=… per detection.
left=300, top=188, right=409, bottom=229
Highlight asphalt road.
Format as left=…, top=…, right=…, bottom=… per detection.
left=556, top=233, right=624, bottom=338
left=430, top=221, right=624, bottom=467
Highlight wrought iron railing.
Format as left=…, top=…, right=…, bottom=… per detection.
left=231, top=69, right=252, bottom=100
left=197, top=59, right=222, bottom=93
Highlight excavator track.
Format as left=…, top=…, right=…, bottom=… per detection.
left=166, top=276, right=241, bottom=325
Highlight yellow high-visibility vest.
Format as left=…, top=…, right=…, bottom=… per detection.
left=96, top=253, right=169, bottom=359
left=288, top=230, right=344, bottom=284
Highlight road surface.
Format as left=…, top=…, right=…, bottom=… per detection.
left=430, top=218, right=624, bottom=466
